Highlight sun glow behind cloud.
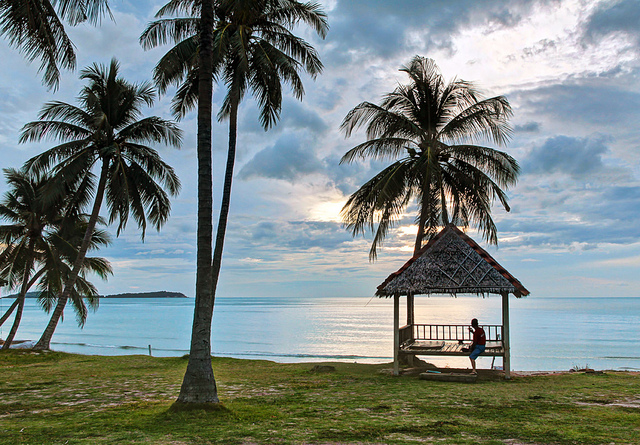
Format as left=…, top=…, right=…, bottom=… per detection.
left=307, top=199, right=345, bottom=223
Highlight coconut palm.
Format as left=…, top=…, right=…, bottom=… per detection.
left=0, top=0, right=111, bottom=89
left=141, top=0, right=220, bottom=406
left=0, top=167, right=112, bottom=348
left=140, top=0, right=328, bottom=405
left=340, top=56, right=519, bottom=260
left=142, top=0, right=327, bottom=293
left=20, top=59, right=182, bottom=350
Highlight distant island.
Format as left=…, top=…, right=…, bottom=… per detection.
left=102, top=291, right=188, bottom=298
left=3, top=291, right=188, bottom=299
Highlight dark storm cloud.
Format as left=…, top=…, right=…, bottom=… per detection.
left=227, top=219, right=353, bottom=255
left=499, top=215, right=640, bottom=248
left=326, top=0, right=558, bottom=61
left=278, top=100, right=329, bottom=134
left=583, top=0, right=640, bottom=46
left=258, top=220, right=352, bottom=250
left=503, top=131, right=640, bottom=251
left=517, top=82, right=640, bottom=127
left=238, top=134, right=324, bottom=181
left=239, top=97, right=329, bottom=135
left=524, top=135, right=611, bottom=177
left=504, top=183, right=640, bottom=246
left=514, top=121, right=541, bottom=133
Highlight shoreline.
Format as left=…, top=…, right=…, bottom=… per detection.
left=1, top=346, right=637, bottom=376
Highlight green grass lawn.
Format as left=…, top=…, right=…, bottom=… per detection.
left=0, top=351, right=638, bottom=444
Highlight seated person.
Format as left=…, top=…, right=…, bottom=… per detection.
left=468, top=318, right=486, bottom=374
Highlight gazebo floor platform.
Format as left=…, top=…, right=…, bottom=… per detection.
left=401, top=340, right=505, bottom=357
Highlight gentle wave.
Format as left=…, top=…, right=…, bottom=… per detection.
left=52, top=341, right=188, bottom=353
left=601, top=356, right=640, bottom=360
left=51, top=341, right=391, bottom=361
left=212, top=351, right=393, bottom=360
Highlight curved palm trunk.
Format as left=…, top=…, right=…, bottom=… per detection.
left=177, top=0, right=219, bottom=405
left=0, top=298, right=20, bottom=328
left=0, top=268, right=46, bottom=328
left=33, top=160, right=110, bottom=350
left=211, top=98, right=238, bottom=298
left=2, top=243, right=34, bottom=349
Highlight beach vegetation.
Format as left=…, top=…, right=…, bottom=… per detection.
left=0, top=352, right=638, bottom=444
left=340, top=56, right=520, bottom=259
left=0, top=0, right=112, bottom=89
left=140, top=0, right=328, bottom=405
left=18, top=59, right=182, bottom=350
left=0, top=168, right=112, bottom=348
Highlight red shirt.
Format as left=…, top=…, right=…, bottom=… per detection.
left=473, top=326, right=486, bottom=345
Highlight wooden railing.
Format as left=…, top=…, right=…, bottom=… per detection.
left=399, top=325, right=413, bottom=345
left=411, top=324, right=502, bottom=342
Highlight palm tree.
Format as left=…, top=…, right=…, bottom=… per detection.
left=340, top=56, right=519, bottom=259
left=33, top=216, right=112, bottom=328
left=140, top=0, right=328, bottom=405
left=0, top=0, right=112, bottom=89
left=0, top=167, right=112, bottom=348
left=142, top=0, right=327, bottom=294
left=20, top=59, right=182, bottom=350
left=140, top=0, right=220, bottom=406
left=0, top=222, right=112, bottom=338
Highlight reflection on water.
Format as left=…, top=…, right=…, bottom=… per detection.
left=2, top=295, right=639, bottom=371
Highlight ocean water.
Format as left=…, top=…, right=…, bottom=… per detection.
left=2, top=295, right=639, bottom=372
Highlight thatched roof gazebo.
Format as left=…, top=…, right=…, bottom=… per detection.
left=376, top=224, right=529, bottom=378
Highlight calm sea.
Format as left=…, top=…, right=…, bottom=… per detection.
left=2, top=295, right=639, bottom=372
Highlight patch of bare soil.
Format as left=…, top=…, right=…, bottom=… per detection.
left=575, top=397, right=640, bottom=408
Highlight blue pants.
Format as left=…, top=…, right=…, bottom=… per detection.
left=470, top=345, right=485, bottom=360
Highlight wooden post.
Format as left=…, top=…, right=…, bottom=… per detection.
left=407, top=292, right=414, bottom=327
left=406, top=292, right=416, bottom=367
left=502, top=291, right=511, bottom=380
left=393, top=293, right=400, bottom=376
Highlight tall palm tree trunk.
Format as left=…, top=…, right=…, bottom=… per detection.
left=33, top=160, right=110, bottom=350
left=414, top=166, right=433, bottom=255
left=438, top=174, right=449, bottom=226
left=176, top=0, right=219, bottom=405
left=414, top=203, right=428, bottom=255
left=211, top=98, right=238, bottom=298
left=2, top=243, right=34, bottom=349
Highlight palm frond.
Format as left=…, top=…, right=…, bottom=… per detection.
left=340, top=138, right=415, bottom=164
left=140, top=17, right=199, bottom=50
left=0, top=0, right=75, bottom=89
left=440, top=96, right=513, bottom=146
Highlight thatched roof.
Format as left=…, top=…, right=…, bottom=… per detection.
left=376, top=224, right=529, bottom=298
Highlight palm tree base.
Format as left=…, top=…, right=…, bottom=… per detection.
left=169, top=401, right=225, bottom=412
left=31, top=342, right=50, bottom=351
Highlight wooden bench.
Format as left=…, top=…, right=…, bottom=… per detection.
left=399, top=324, right=505, bottom=358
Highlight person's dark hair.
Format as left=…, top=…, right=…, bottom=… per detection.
left=471, top=318, right=479, bottom=327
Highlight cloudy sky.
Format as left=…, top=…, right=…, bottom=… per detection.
left=1, top=0, right=639, bottom=299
